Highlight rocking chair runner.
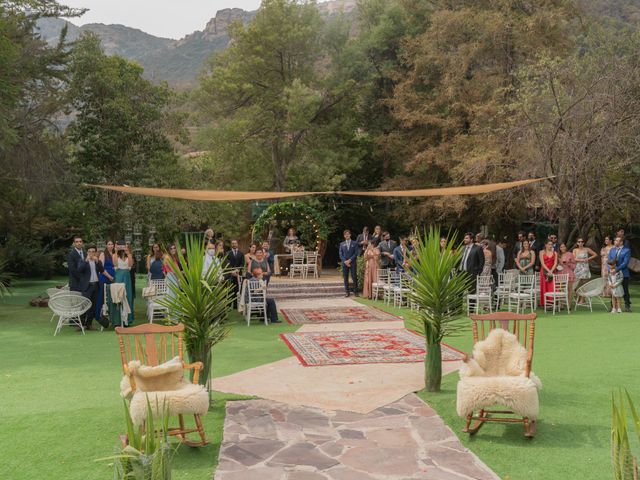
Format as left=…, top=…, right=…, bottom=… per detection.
left=115, top=323, right=208, bottom=447
left=458, top=312, right=539, bottom=438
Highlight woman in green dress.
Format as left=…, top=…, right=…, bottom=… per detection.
left=516, top=239, right=535, bottom=275
left=109, top=242, right=135, bottom=327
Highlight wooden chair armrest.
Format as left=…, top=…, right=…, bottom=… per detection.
left=182, top=361, right=204, bottom=384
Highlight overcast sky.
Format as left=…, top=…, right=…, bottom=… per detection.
left=62, top=1, right=262, bottom=39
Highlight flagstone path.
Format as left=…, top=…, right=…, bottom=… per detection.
left=213, top=296, right=499, bottom=479
left=214, top=394, right=499, bottom=480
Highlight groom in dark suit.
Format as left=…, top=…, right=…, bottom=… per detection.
left=339, top=230, right=359, bottom=297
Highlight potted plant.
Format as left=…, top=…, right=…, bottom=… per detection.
left=410, top=227, right=473, bottom=392
left=158, top=235, right=233, bottom=387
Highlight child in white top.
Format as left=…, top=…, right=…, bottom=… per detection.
left=607, top=260, right=624, bottom=313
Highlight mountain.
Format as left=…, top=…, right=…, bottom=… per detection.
left=36, top=1, right=356, bottom=87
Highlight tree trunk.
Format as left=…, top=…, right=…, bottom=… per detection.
left=558, top=210, right=570, bottom=244
left=271, top=140, right=287, bottom=191
left=425, top=342, right=442, bottom=392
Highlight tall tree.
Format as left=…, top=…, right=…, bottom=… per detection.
left=198, top=0, right=360, bottom=191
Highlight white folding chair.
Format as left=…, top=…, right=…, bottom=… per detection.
left=289, top=251, right=305, bottom=279
left=245, top=281, right=268, bottom=326
left=394, top=272, right=412, bottom=308
left=494, top=271, right=517, bottom=310
left=574, top=277, right=607, bottom=312
left=303, top=251, right=319, bottom=279
left=466, top=276, right=493, bottom=315
left=49, top=293, right=91, bottom=336
left=146, top=279, right=168, bottom=323
left=508, top=274, right=536, bottom=314
left=544, top=274, right=570, bottom=315
left=372, top=268, right=390, bottom=301
left=384, top=270, right=400, bottom=305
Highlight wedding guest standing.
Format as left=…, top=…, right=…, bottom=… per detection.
left=225, top=240, right=244, bottom=308
left=600, top=235, right=613, bottom=297
left=516, top=239, right=535, bottom=275
left=607, top=260, right=625, bottom=313
left=339, top=230, right=359, bottom=297
left=262, top=241, right=274, bottom=273
left=573, top=238, right=598, bottom=303
left=163, top=244, right=181, bottom=305
left=558, top=242, right=577, bottom=305
left=370, top=225, right=382, bottom=247
left=393, top=236, right=409, bottom=273
left=539, top=240, right=558, bottom=307
left=480, top=240, right=493, bottom=277
left=244, top=243, right=257, bottom=275
left=283, top=228, right=299, bottom=253
left=67, top=235, right=85, bottom=292
left=378, top=232, right=396, bottom=270
left=608, top=235, right=632, bottom=312
left=203, top=228, right=215, bottom=247
left=96, top=240, right=116, bottom=322
left=356, top=226, right=370, bottom=256
left=460, top=233, right=484, bottom=280
left=110, top=241, right=135, bottom=327
left=79, top=245, right=109, bottom=329
left=362, top=242, right=381, bottom=299
left=146, top=243, right=165, bottom=281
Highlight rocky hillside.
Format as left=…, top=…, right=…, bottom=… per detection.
left=36, top=1, right=356, bottom=87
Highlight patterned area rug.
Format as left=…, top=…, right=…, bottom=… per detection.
left=281, top=306, right=400, bottom=324
left=280, top=329, right=465, bottom=366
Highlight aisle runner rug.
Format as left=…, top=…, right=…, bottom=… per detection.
left=281, top=306, right=400, bottom=325
left=280, top=329, right=465, bottom=366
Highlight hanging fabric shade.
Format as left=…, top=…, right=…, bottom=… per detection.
left=86, top=177, right=549, bottom=201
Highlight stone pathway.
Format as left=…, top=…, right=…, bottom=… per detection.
left=214, top=394, right=498, bottom=480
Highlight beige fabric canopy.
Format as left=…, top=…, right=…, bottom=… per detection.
left=87, top=177, right=549, bottom=201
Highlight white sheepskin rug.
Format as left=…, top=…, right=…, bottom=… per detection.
left=456, top=328, right=542, bottom=420
left=120, top=356, right=209, bottom=425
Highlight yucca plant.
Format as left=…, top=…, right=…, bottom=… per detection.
left=158, top=235, right=233, bottom=387
left=0, top=258, right=14, bottom=298
left=612, top=389, right=640, bottom=480
left=410, top=227, right=474, bottom=392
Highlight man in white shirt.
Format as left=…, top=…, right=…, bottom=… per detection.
left=78, top=245, right=107, bottom=329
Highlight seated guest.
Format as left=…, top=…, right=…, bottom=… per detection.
left=146, top=243, right=165, bottom=280
left=247, top=267, right=281, bottom=323
left=393, top=236, right=409, bottom=273
left=283, top=228, right=299, bottom=253
left=250, top=248, right=271, bottom=284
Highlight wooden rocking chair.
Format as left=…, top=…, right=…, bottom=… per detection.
left=115, top=323, right=208, bottom=447
left=460, top=312, right=538, bottom=438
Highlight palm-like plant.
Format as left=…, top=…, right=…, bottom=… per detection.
left=612, top=389, right=640, bottom=480
left=410, top=227, right=474, bottom=392
left=0, top=258, right=14, bottom=298
left=158, top=235, right=232, bottom=387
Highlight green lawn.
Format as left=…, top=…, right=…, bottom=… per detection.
left=1, top=278, right=638, bottom=479
left=0, top=277, right=297, bottom=480
left=358, top=291, right=640, bottom=480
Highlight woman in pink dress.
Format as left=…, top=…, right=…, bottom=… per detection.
left=362, top=242, right=381, bottom=299
left=558, top=242, right=576, bottom=305
left=539, top=241, right=558, bottom=307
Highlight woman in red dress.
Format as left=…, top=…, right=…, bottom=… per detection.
left=539, top=240, right=558, bottom=307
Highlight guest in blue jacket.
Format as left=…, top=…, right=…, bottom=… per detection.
left=339, top=229, right=359, bottom=297
left=608, top=235, right=632, bottom=312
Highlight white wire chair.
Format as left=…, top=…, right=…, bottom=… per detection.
left=146, top=279, right=168, bottom=323
left=47, top=286, right=75, bottom=322
left=372, top=268, right=390, bottom=301
left=289, top=250, right=305, bottom=279
left=466, top=276, right=493, bottom=315
left=245, top=280, right=268, bottom=326
left=303, top=251, right=319, bottom=279
left=49, top=292, right=92, bottom=336
left=574, top=277, right=607, bottom=312
left=508, top=274, right=536, bottom=314
left=544, top=274, right=570, bottom=315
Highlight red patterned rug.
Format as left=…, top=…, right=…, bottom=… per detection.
left=280, top=329, right=465, bottom=366
left=281, top=306, right=400, bottom=325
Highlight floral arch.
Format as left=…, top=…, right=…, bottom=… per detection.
left=251, top=202, right=329, bottom=251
